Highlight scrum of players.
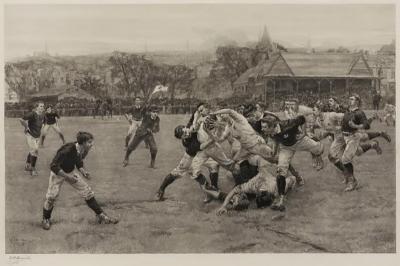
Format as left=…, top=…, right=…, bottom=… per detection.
left=19, top=90, right=393, bottom=230
left=153, top=93, right=392, bottom=215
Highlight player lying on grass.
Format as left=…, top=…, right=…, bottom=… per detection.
left=19, top=101, right=45, bottom=176
left=216, top=154, right=296, bottom=215
left=41, top=131, right=118, bottom=230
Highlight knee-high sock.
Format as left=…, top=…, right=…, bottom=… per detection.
left=31, top=155, right=37, bottom=168
left=343, top=163, right=354, bottom=179
left=276, top=175, right=286, bottom=196
left=367, top=132, right=381, bottom=140
left=59, top=133, right=65, bottom=143
left=209, top=172, right=219, bottom=189
left=26, top=153, right=31, bottom=164
left=159, top=174, right=178, bottom=192
left=194, top=174, right=207, bottom=186
left=334, top=161, right=345, bottom=172
left=125, top=135, right=131, bottom=147
left=150, top=151, right=157, bottom=164
left=359, top=143, right=372, bottom=153
left=42, top=207, right=53, bottom=219
left=86, top=197, right=103, bottom=215
left=288, top=164, right=300, bottom=178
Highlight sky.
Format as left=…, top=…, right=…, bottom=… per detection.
left=4, top=4, right=396, bottom=60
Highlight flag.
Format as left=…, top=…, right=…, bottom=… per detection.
left=152, top=84, right=168, bottom=94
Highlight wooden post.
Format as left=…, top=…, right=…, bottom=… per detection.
left=264, top=79, right=268, bottom=104
left=296, top=79, right=299, bottom=98
left=329, top=80, right=333, bottom=94
left=273, top=80, right=276, bottom=112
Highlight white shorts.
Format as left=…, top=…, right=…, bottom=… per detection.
left=191, top=143, right=235, bottom=179
left=43, top=171, right=94, bottom=210
left=127, top=120, right=141, bottom=135
left=25, top=133, right=40, bottom=156
left=171, top=152, right=219, bottom=178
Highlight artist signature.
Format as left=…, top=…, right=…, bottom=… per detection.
left=8, top=256, right=31, bottom=265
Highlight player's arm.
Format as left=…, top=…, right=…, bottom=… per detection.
left=348, top=111, right=370, bottom=130
left=216, top=186, right=242, bottom=215
left=76, top=158, right=90, bottom=179
left=212, top=108, right=236, bottom=118
left=187, top=111, right=201, bottom=133
left=19, top=118, right=29, bottom=132
left=19, top=113, right=32, bottom=133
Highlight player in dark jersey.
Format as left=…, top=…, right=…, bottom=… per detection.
left=123, top=105, right=160, bottom=168
left=41, top=131, right=118, bottom=230
left=19, top=101, right=45, bottom=176
left=260, top=113, right=324, bottom=211
left=40, top=105, right=65, bottom=147
left=154, top=125, right=222, bottom=201
left=328, top=94, right=380, bottom=192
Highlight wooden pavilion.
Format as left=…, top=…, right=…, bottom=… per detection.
left=233, top=52, right=380, bottom=109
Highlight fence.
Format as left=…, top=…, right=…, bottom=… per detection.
left=4, top=104, right=204, bottom=118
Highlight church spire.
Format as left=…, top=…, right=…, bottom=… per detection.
left=257, top=25, right=274, bottom=51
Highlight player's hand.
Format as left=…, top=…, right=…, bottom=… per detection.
left=348, top=120, right=359, bottom=129
left=80, top=169, right=90, bottom=179
left=66, top=174, right=79, bottom=184
left=216, top=207, right=227, bottom=216
left=24, top=127, right=31, bottom=134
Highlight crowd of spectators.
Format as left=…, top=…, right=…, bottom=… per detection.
left=4, top=90, right=384, bottom=118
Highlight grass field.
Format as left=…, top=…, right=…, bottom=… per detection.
left=5, top=113, right=396, bottom=253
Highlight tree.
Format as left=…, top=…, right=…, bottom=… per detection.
left=109, top=52, right=137, bottom=98
left=165, top=64, right=196, bottom=103
left=213, top=46, right=256, bottom=86
left=109, top=52, right=168, bottom=101
left=80, top=72, right=104, bottom=97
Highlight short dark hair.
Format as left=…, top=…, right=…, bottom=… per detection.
left=77, top=131, right=94, bottom=144
left=174, top=125, right=185, bottom=139
left=196, top=102, right=206, bottom=110
left=261, top=115, right=279, bottom=127
left=255, top=191, right=274, bottom=208
left=350, top=93, right=362, bottom=106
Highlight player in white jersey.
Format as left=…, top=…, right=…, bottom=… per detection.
left=211, top=108, right=273, bottom=162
